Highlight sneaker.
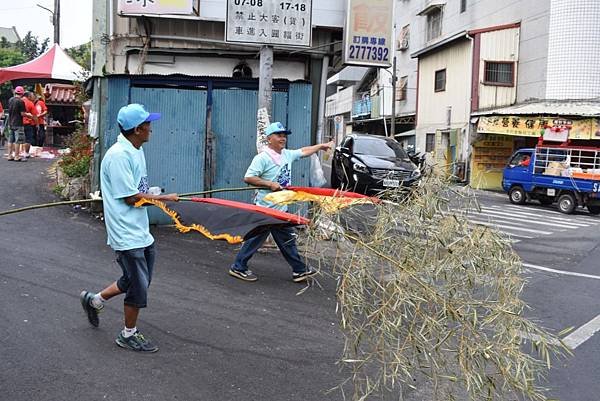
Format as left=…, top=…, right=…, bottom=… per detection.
left=292, top=268, right=318, bottom=283
left=80, top=290, right=102, bottom=327
left=116, top=331, right=159, bottom=353
left=228, top=268, right=258, bottom=282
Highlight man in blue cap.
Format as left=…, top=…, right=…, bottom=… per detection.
left=229, top=122, right=333, bottom=282
left=80, top=104, right=178, bottom=352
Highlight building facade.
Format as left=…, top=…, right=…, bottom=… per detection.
left=410, top=0, right=600, bottom=188
left=90, top=0, right=345, bottom=221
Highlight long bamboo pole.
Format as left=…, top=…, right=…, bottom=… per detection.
left=0, top=186, right=262, bottom=217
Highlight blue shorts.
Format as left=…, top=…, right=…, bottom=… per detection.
left=24, top=125, right=35, bottom=144
left=115, top=243, right=156, bottom=308
left=9, top=127, right=25, bottom=144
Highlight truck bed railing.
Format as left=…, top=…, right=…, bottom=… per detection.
left=534, top=146, right=600, bottom=179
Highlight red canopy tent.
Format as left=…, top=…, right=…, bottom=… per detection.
left=0, top=44, right=87, bottom=84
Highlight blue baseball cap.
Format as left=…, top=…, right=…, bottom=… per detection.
left=265, top=122, right=292, bottom=136
left=117, top=104, right=161, bottom=131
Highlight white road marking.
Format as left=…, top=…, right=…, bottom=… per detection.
left=521, top=263, right=600, bottom=349
left=469, top=219, right=553, bottom=235
left=487, top=206, right=593, bottom=226
left=497, top=204, right=600, bottom=223
left=469, top=210, right=580, bottom=229
left=467, top=223, right=532, bottom=239
left=562, top=314, right=600, bottom=349
left=523, top=263, right=600, bottom=280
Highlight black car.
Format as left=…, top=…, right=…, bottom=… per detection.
left=331, top=133, right=421, bottom=194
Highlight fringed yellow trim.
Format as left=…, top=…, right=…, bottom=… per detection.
left=134, top=198, right=244, bottom=244
left=264, top=190, right=374, bottom=213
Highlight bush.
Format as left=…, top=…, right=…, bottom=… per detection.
left=58, top=131, right=92, bottom=178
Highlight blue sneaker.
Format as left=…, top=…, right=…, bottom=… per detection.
left=115, top=331, right=159, bottom=353
left=80, top=290, right=102, bottom=327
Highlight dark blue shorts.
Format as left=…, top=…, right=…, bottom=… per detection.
left=115, top=244, right=156, bottom=308
left=24, top=125, right=35, bottom=144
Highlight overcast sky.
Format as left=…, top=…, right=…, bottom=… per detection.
left=0, top=0, right=93, bottom=49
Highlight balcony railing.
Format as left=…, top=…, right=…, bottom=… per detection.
left=352, top=95, right=372, bottom=119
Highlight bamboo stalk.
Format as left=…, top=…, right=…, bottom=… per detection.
left=0, top=186, right=262, bottom=217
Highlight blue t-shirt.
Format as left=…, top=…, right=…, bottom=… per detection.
left=100, top=134, right=153, bottom=251
left=245, top=148, right=303, bottom=211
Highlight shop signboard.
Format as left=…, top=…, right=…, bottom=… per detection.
left=478, top=116, right=600, bottom=140
left=225, top=0, right=312, bottom=47
left=343, top=0, right=394, bottom=67
left=477, top=116, right=545, bottom=137
left=118, top=0, right=195, bottom=15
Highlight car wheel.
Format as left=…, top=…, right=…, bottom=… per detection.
left=508, top=186, right=526, bottom=205
left=588, top=205, right=600, bottom=215
left=557, top=193, right=577, bottom=214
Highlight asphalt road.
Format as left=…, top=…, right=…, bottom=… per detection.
left=0, top=157, right=344, bottom=401
left=3, top=157, right=600, bottom=401
left=470, top=190, right=600, bottom=401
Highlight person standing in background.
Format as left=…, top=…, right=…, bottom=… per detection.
left=21, top=92, right=38, bottom=158
left=6, top=86, right=31, bottom=162
left=35, top=95, right=48, bottom=147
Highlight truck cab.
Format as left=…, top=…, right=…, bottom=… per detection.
left=502, top=148, right=534, bottom=199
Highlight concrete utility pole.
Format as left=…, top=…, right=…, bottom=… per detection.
left=53, top=0, right=60, bottom=45
left=258, top=45, right=273, bottom=117
left=37, top=1, right=60, bottom=44
left=390, top=53, right=397, bottom=138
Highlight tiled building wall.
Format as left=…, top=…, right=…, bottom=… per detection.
left=546, top=0, right=600, bottom=100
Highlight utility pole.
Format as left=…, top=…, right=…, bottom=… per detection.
left=390, top=54, right=397, bottom=138
left=53, top=0, right=60, bottom=44
left=258, top=45, right=273, bottom=117
left=37, top=1, right=60, bottom=44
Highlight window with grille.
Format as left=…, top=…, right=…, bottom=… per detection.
left=434, top=69, right=446, bottom=92
left=426, top=8, right=442, bottom=42
left=396, top=76, right=408, bottom=101
left=426, top=133, right=436, bottom=152
left=484, top=61, right=515, bottom=86
left=460, top=0, right=467, bottom=13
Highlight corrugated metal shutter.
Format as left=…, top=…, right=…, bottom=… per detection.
left=103, top=77, right=130, bottom=154
left=286, top=83, right=312, bottom=189
left=130, top=87, right=208, bottom=224
left=210, top=89, right=289, bottom=203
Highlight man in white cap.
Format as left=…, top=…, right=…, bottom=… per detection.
left=229, top=121, right=333, bottom=282
left=80, top=104, right=178, bottom=352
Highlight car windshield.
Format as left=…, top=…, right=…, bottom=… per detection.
left=354, top=137, right=408, bottom=159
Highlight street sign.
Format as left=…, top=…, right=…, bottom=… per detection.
left=226, top=0, right=313, bottom=47
left=118, top=0, right=195, bottom=15
left=343, top=0, right=394, bottom=67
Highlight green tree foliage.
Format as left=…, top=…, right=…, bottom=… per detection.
left=66, top=42, right=91, bottom=70
left=15, top=32, right=50, bottom=61
left=0, top=47, right=26, bottom=68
